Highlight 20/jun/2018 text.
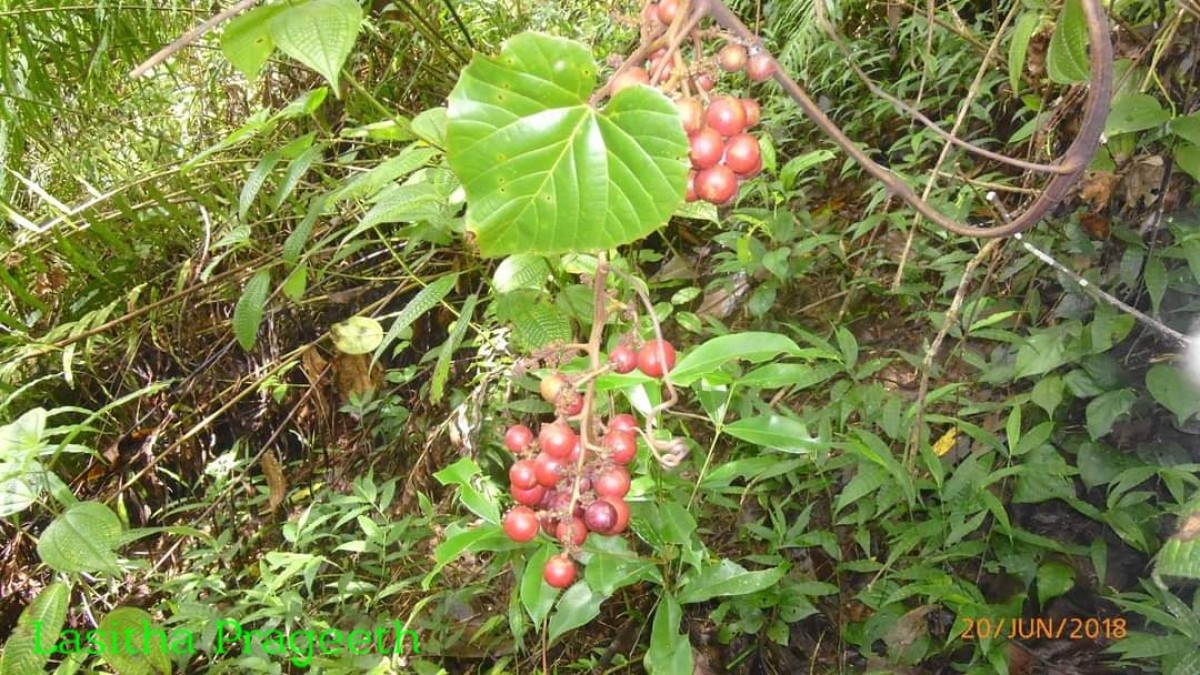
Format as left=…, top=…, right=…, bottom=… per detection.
left=960, top=616, right=1127, bottom=641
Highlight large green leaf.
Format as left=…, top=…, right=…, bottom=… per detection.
left=1176, top=144, right=1200, bottom=183
left=37, top=501, right=124, bottom=574
left=232, top=269, right=272, bottom=351
left=221, top=4, right=286, bottom=78
left=1008, top=13, right=1042, bottom=93
left=1106, top=94, right=1170, bottom=136
left=669, top=332, right=804, bottom=386
left=96, top=607, right=171, bottom=675
left=1146, top=364, right=1200, bottom=424
left=644, top=593, right=692, bottom=675
left=0, top=582, right=70, bottom=675
left=677, top=559, right=787, bottom=604
left=269, top=0, right=362, bottom=90
left=446, top=32, right=688, bottom=256
left=1046, top=0, right=1089, bottom=84
left=547, top=582, right=606, bottom=644
left=725, top=415, right=822, bottom=454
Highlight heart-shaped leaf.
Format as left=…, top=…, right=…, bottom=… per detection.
left=447, top=32, right=688, bottom=257
left=37, top=501, right=124, bottom=574
left=269, top=0, right=362, bottom=90
left=221, top=4, right=285, bottom=78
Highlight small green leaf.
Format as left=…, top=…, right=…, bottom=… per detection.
left=270, top=143, right=323, bottom=209
left=1046, top=0, right=1089, bottom=84
left=330, top=316, right=384, bottom=355
left=1085, top=388, right=1136, bottom=440
left=431, top=294, right=477, bottom=402
left=669, top=332, right=802, bottom=386
left=677, top=559, right=787, bottom=604
left=232, top=269, right=272, bottom=351
left=220, top=4, right=285, bottom=78
left=281, top=263, right=307, bottom=301
left=738, top=362, right=841, bottom=390
left=1146, top=364, right=1200, bottom=424
left=547, top=583, right=606, bottom=644
left=238, top=150, right=283, bottom=220
left=269, top=0, right=363, bottom=90
left=502, top=294, right=573, bottom=350
left=1175, top=144, right=1200, bottom=183
left=1030, top=375, right=1064, bottom=417
left=433, top=457, right=501, bottom=525
left=0, top=582, right=70, bottom=675
left=97, top=607, right=172, bottom=675
left=1155, top=506, right=1200, bottom=580
left=583, top=537, right=657, bottom=595
left=645, top=593, right=693, bottom=675
left=446, top=33, right=688, bottom=256
left=1106, top=94, right=1170, bottom=136
left=411, top=108, right=448, bottom=149
left=493, top=255, right=550, bottom=293
left=1037, top=561, right=1076, bottom=606
left=1169, top=113, right=1200, bottom=145
left=373, top=274, right=457, bottom=365
left=725, top=415, right=821, bottom=454
left=37, top=501, right=124, bottom=574
left=520, top=545, right=557, bottom=624
left=1008, top=13, right=1042, bottom=93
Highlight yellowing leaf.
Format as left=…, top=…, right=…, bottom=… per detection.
left=933, top=427, right=958, bottom=457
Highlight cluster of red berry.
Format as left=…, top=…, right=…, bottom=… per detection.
left=501, top=340, right=677, bottom=588
left=608, top=2, right=776, bottom=207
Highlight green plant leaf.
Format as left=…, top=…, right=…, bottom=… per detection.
left=501, top=294, right=573, bottom=350
left=725, top=415, right=821, bottom=454
left=1175, top=144, right=1200, bottom=183
left=1170, top=113, right=1200, bottom=145
left=669, top=332, right=803, bottom=386
left=1155, top=507, right=1200, bottom=580
left=411, top=107, right=448, bottom=149
left=330, top=316, right=384, bottom=355
left=520, top=545, right=557, bottom=625
left=37, top=501, right=124, bottom=574
left=1008, top=13, right=1042, bottom=93
left=431, top=293, right=477, bottom=402
left=493, top=255, right=550, bottom=293
left=1030, top=375, right=1064, bottom=417
left=270, top=143, right=323, bottom=209
left=0, top=582, right=70, bottom=675
left=583, top=537, right=657, bottom=595
left=1037, top=560, right=1076, bottom=606
left=238, top=149, right=283, bottom=220
left=96, top=607, right=171, bottom=675
left=446, top=32, right=688, bottom=256
left=1085, top=388, right=1136, bottom=440
left=1146, top=364, right=1200, bottom=424
left=677, top=559, right=787, bottom=604
left=738, top=362, right=841, bottom=390
left=1046, top=0, right=1089, bottom=84
left=220, top=4, right=286, bottom=78
left=433, top=457, right=500, bottom=524
left=269, top=0, right=362, bottom=90
left=644, top=593, right=692, bottom=675
left=547, top=582, right=606, bottom=644
left=232, top=269, right=272, bottom=351
left=1106, top=94, right=1170, bottom=136
left=372, top=274, right=457, bottom=366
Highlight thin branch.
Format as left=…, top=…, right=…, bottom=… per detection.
left=701, top=0, right=1113, bottom=239
left=129, top=0, right=262, bottom=78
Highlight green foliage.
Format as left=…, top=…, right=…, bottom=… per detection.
left=446, top=33, right=688, bottom=256
left=0, top=582, right=70, bottom=675
left=220, top=0, right=363, bottom=89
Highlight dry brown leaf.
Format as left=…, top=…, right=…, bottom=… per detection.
left=1079, top=171, right=1120, bottom=210
left=261, top=450, right=286, bottom=511
left=1121, top=155, right=1165, bottom=210
left=333, top=352, right=383, bottom=408
left=1176, top=511, right=1200, bottom=542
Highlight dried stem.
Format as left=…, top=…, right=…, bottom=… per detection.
left=700, top=0, right=1114, bottom=238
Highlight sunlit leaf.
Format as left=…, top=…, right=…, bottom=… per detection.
left=446, top=32, right=688, bottom=256
left=269, top=0, right=362, bottom=90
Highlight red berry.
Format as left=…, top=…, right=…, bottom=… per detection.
left=694, top=165, right=738, bottom=205
left=686, top=170, right=698, bottom=202
left=595, top=467, right=632, bottom=499
left=706, top=96, right=747, bottom=137
left=724, top=133, right=761, bottom=176
left=543, top=554, right=577, bottom=588
left=746, top=52, right=775, bottom=81
left=585, top=500, right=618, bottom=534
left=604, top=429, right=638, bottom=464
left=676, top=98, right=705, bottom=134
left=539, top=422, right=577, bottom=459
left=556, top=516, right=588, bottom=546
left=649, top=56, right=673, bottom=81
left=504, top=424, right=533, bottom=453
left=609, top=345, right=637, bottom=374
left=509, top=459, right=539, bottom=490
left=611, top=66, right=649, bottom=93
left=601, top=497, right=631, bottom=534
left=503, top=506, right=539, bottom=542
left=609, top=414, right=637, bottom=434
left=534, top=452, right=565, bottom=487
left=512, top=484, right=546, bottom=506
left=695, top=73, right=715, bottom=91
left=540, top=513, right=558, bottom=536
left=656, top=0, right=679, bottom=24
left=689, top=127, right=724, bottom=170
left=637, top=339, right=677, bottom=378
left=561, top=391, right=583, bottom=416
left=741, top=99, right=761, bottom=128
left=718, top=43, right=747, bottom=72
